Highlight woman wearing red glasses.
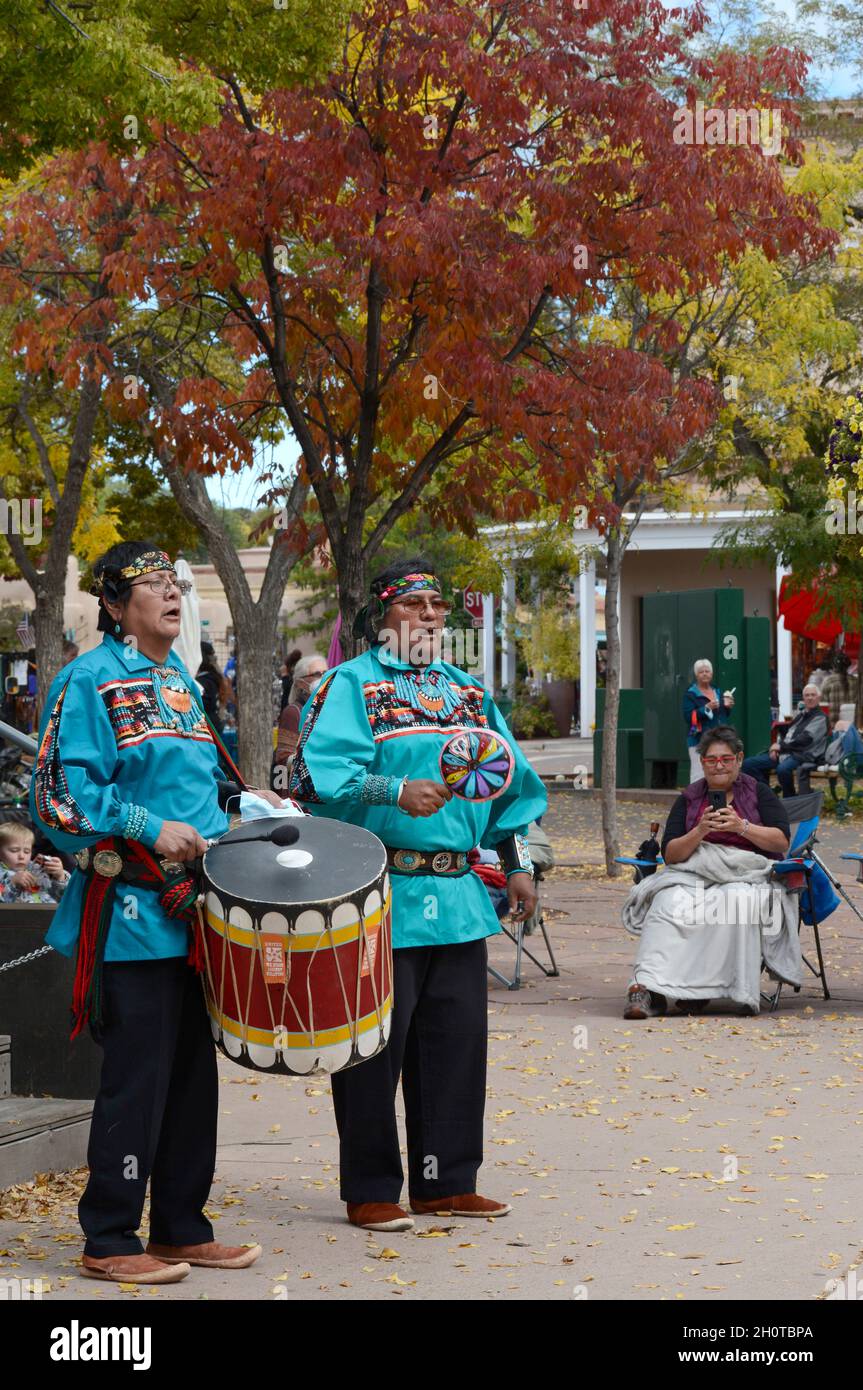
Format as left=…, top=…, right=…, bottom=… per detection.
left=622, top=725, right=801, bottom=1019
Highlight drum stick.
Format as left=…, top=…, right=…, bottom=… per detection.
left=211, top=822, right=301, bottom=848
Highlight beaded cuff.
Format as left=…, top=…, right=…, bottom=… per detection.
left=497, top=831, right=533, bottom=877
left=359, top=774, right=401, bottom=807
left=123, top=803, right=149, bottom=842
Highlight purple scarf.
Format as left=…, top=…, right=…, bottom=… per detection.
left=682, top=772, right=775, bottom=855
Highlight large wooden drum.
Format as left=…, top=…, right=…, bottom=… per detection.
left=198, top=818, right=393, bottom=1075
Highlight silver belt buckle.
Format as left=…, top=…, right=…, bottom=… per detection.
left=92, top=850, right=123, bottom=878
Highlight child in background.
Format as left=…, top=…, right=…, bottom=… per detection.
left=0, top=820, right=68, bottom=904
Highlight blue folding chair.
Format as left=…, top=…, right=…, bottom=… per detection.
left=766, top=790, right=853, bottom=1009
left=616, top=821, right=663, bottom=883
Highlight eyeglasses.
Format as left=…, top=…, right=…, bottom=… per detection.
left=701, top=754, right=738, bottom=767
left=392, top=598, right=452, bottom=616
left=130, top=575, right=192, bottom=597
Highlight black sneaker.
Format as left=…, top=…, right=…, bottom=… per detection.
left=624, top=985, right=653, bottom=1019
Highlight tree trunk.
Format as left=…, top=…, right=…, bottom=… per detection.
left=129, top=351, right=315, bottom=785
left=162, top=461, right=288, bottom=789
left=33, top=584, right=66, bottom=718
left=232, top=619, right=278, bottom=790
left=335, top=540, right=369, bottom=663
left=159, top=452, right=309, bottom=788
left=600, top=526, right=624, bottom=876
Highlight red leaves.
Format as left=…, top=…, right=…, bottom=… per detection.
left=0, top=0, right=834, bottom=543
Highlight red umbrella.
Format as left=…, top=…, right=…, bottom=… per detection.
left=778, top=576, right=860, bottom=657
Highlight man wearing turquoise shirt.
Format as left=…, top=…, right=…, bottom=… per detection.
left=31, top=540, right=264, bottom=1286
left=290, top=559, right=548, bottom=1233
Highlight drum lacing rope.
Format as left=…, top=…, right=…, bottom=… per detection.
left=357, top=892, right=390, bottom=1047
left=251, top=921, right=292, bottom=1048
left=306, top=908, right=358, bottom=1060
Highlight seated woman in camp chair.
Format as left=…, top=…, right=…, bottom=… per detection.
left=622, top=726, right=803, bottom=1019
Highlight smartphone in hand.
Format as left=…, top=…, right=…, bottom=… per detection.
left=708, top=791, right=726, bottom=813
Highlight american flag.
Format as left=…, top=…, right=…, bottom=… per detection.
left=16, top=615, right=35, bottom=649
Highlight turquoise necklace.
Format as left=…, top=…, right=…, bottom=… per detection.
left=151, top=665, right=205, bottom=734
left=391, top=665, right=461, bottom=721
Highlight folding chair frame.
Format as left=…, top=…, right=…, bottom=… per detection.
left=487, top=868, right=560, bottom=991
left=766, top=795, right=839, bottom=1010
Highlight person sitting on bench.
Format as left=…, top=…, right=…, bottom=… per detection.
left=742, top=685, right=828, bottom=797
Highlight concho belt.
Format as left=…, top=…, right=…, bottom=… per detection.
left=75, top=846, right=186, bottom=882
left=386, top=847, right=470, bottom=877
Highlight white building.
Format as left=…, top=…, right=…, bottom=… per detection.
left=482, top=509, right=794, bottom=730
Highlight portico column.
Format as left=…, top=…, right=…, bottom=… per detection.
left=500, top=568, right=516, bottom=696
left=775, top=561, right=793, bottom=715
left=482, top=592, right=496, bottom=695
left=579, top=554, right=596, bottom=736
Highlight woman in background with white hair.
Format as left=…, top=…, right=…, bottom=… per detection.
left=272, top=653, right=328, bottom=787
left=682, top=659, right=735, bottom=783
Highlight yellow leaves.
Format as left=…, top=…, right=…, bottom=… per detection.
left=377, top=1248, right=400, bottom=1260
left=667, top=1223, right=695, bottom=1231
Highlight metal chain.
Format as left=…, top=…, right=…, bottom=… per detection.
left=0, top=944, right=53, bottom=973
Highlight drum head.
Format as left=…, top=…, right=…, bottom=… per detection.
left=203, top=816, right=387, bottom=909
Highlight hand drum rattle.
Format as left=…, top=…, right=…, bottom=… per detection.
left=439, top=729, right=515, bottom=801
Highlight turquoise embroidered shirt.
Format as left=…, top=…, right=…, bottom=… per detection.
left=289, top=646, right=548, bottom=949
left=30, top=633, right=229, bottom=962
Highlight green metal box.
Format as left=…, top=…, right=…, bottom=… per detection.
left=642, top=588, right=743, bottom=765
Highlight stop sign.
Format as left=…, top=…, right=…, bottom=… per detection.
left=463, top=588, right=484, bottom=622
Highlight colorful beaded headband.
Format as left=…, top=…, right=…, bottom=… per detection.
left=375, top=573, right=441, bottom=604
left=91, top=550, right=174, bottom=596
left=352, top=572, right=443, bottom=640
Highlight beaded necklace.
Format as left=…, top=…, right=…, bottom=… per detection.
left=151, top=665, right=205, bottom=734
left=390, top=665, right=461, bottom=721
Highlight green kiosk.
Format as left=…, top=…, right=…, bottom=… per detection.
left=593, top=587, right=771, bottom=789
left=642, top=586, right=770, bottom=787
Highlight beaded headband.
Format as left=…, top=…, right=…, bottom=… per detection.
left=352, top=572, right=442, bottom=640
left=90, top=550, right=174, bottom=596
left=375, top=573, right=441, bottom=603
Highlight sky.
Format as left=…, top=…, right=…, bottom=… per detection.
left=206, top=0, right=861, bottom=516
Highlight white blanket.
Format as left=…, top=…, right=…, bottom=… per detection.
left=622, top=843, right=803, bottom=1009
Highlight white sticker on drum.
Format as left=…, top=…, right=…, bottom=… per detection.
left=361, top=928, right=380, bottom=978
left=276, top=848, right=314, bottom=869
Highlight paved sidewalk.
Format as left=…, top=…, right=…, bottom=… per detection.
left=3, top=798, right=863, bottom=1302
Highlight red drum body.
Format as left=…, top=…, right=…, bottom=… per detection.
left=199, top=818, right=393, bottom=1075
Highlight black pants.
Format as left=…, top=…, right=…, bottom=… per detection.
left=78, top=958, right=218, bottom=1257
left=331, top=938, right=489, bottom=1204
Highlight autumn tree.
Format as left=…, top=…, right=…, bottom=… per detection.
left=0, top=153, right=136, bottom=703
left=77, top=0, right=825, bottom=703
left=7, top=0, right=835, bottom=785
